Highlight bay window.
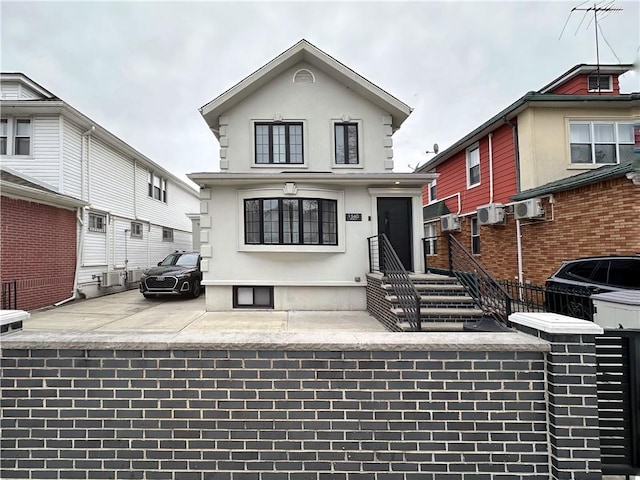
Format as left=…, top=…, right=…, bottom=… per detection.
left=244, top=198, right=337, bottom=245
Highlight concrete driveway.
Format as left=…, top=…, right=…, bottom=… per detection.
left=23, top=289, right=387, bottom=333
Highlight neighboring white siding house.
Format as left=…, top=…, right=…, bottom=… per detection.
left=1, top=73, right=200, bottom=301
left=190, top=40, right=435, bottom=311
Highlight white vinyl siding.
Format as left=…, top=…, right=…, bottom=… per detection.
left=19, top=86, right=42, bottom=99
left=89, top=137, right=134, bottom=218
left=61, top=118, right=84, bottom=199
left=0, top=82, right=20, bottom=100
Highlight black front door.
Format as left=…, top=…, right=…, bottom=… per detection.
left=377, top=197, right=412, bottom=271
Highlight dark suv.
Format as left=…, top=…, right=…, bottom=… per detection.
left=544, top=255, right=640, bottom=319
left=139, top=251, right=202, bottom=299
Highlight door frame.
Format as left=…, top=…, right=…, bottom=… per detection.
left=369, top=188, right=425, bottom=273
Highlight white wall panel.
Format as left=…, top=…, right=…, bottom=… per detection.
left=62, top=118, right=83, bottom=199
left=0, top=82, right=19, bottom=99
left=20, top=86, right=41, bottom=99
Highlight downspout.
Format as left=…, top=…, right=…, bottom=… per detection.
left=55, top=206, right=86, bottom=306
left=515, top=219, right=523, bottom=284
left=504, top=116, right=523, bottom=282
left=82, top=126, right=95, bottom=202
left=488, top=133, right=494, bottom=203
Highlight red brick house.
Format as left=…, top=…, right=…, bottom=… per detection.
left=1, top=168, right=87, bottom=311
left=418, top=64, right=640, bottom=285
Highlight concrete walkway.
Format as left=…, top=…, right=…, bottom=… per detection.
left=23, top=290, right=388, bottom=333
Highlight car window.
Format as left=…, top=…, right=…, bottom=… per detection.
left=563, top=260, right=600, bottom=282
left=608, top=259, right=640, bottom=289
left=589, top=261, right=609, bottom=285
left=160, top=254, right=180, bottom=266
left=175, top=253, right=199, bottom=267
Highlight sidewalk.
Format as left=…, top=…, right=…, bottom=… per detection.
left=22, top=289, right=387, bottom=333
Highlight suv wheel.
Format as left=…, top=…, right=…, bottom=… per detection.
left=190, top=279, right=201, bottom=299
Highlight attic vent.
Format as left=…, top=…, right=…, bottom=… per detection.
left=293, top=69, right=315, bottom=83
left=588, top=74, right=612, bottom=92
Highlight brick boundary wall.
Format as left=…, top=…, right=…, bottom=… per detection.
left=365, top=274, right=402, bottom=332
left=0, top=325, right=603, bottom=480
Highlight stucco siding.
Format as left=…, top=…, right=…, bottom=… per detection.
left=517, top=106, right=636, bottom=191
left=222, top=62, right=393, bottom=173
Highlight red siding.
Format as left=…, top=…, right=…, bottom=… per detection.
left=1, top=197, right=77, bottom=311
left=549, top=73, right=621, bottom=95
left=425, top=123, right=517, bottom=214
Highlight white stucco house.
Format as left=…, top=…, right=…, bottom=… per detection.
left=0, top=73, right=200, bottom=305
left=189, top=40, right=435, bottom=311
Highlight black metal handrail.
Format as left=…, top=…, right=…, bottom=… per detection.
left=447, top=234, right=512, bottom=324
left=2, top=280, right=18, bottom=310
left=367, top=234, right=422, bottom=331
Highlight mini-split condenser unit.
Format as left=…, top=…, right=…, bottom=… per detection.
left=101, top=271, right=122, bottom=287
left=477, top=203, right=505, bottom=225
left=513, top=198, right=544, bottom=220
left=441, top=214, right=460, bottom=232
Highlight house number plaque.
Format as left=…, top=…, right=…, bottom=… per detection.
left=345, top=213, right=362, bottom=221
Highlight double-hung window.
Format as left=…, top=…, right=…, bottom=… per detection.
left=0, top=118, right=31, bottom=155
left=466, top=143, right=480, bottom=188
left=334, top=123, right=359, bottom=164
left=423, top=223, right=438, bottom=256
left=88, top=212, right=107, bottom=233
left=471, top=217, right=480, bottom=255
left=245, top=198, right=337, bottom=245
left=148, top=171, right=167, bottom=202
left=255, top=123, right=303, bottom=164
left=569, top=121, right=634, bottom=164
left=428, top=179, right=437, bottom=203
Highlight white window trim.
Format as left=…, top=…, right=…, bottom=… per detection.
left=88, top=212, right=107, bottom=233
left=587, top=74, right=613, bottom=92
left=1, top=116, right=33, bottom=157
left=236, top=187, right=345, bottom=253
left=471, top=217, right=480, bottom=255
left=466, top=142, right=481, bottom=189
left=331, top=118, right=364, bottom=169
left=423, top=222, right=438, bottom=256
left=428, top=179, right=437, bottom=204
left=250, top=119, right=309, bottom=169
left=568, top=120, right=634, bottom=165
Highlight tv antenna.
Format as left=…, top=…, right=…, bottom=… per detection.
left=560, top=2, right=623, bottom=91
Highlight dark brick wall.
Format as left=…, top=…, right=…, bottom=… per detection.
left=1, top=347, right=552, bottom=480
left=365, top=274, right=401, bottom=332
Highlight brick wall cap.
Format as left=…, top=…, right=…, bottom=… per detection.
left=0, top=330, right=550, bottom=352
left=510, top=312, right=604, bottom=335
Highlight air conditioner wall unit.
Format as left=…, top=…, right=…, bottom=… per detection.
left=101, top=271, right=122, bottom=287
left=513, top=198, right=544, bottom=220
left=477, top=203, right=505, bottom=225
left=126, top=269, right=144, bottom=283
left=441, top=214, right=460, bottom=232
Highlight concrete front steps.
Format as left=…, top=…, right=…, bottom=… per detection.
left=366, top=272, right=484, bottom=332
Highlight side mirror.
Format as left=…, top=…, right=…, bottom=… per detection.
left=157, top=262, right=162, bottom=266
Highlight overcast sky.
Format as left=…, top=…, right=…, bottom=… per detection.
left=2, top=1, right=638, bottom=186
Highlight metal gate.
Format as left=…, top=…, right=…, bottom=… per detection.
left=596, top=330, right=640, bottom=476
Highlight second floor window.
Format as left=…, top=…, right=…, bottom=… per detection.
left=429, top=179, right=437, bottom=203
left=245, top=197, right=337, bottom=245
left=569, top=122, right=634, bottom=165
left=148, top=172, right=167, bottom=202
left=1, top=117, right=31, bottom=156
left=466, top=143, right=480, bottom=188
left=335, top=123, right=359, bottom=164
left=255, top=123, right=303, bottom=164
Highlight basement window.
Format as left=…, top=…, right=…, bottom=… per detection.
left=233, top=286, right=274, bottom=309
left=162, top=227, right=173, bottom=242
left=130, top=222, right=143, bottom=238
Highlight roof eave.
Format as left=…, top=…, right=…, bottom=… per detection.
left=1, top=181, right=89, bottom=210
left=199, top=40, right=412, bottom=132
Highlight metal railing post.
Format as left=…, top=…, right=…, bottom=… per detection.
left=447, top=234, right=453, bottom=275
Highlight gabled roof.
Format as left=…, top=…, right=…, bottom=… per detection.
left=417, top=63, right=637, bottom=174
left=0, top=72, right=57, bottom=99
left=511, top=158, right=640, bottom=201
left=199, top=39, right=412, bottom=136
left=538, top=63, right=634, bottom=94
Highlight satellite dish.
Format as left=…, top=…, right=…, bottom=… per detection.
left=433, top=143, right=439, bottom=154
